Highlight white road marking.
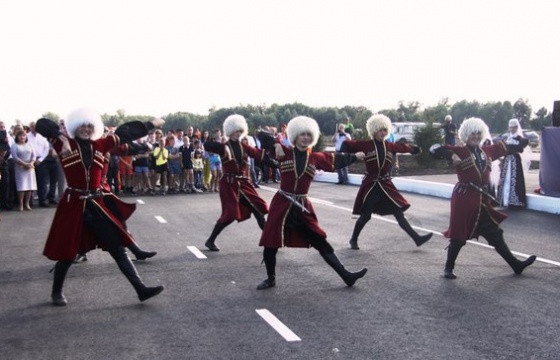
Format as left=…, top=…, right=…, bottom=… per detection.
left=256, top=309, right=301, bottom=342
left=187, top=246, right=207, bottom=259
left=155, top=216, right=167, bottom=223
left=137, top=199, right=145, bottom=204
left=259, top=185, right=559, bottom=267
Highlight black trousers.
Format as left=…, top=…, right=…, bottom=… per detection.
left=36, top=159, right=58, bottom=203
left=0, top=159, right=16, bottom=208
left=83, top=201, right=123, bottom=252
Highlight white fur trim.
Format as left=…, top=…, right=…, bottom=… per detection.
left=65, top=108, right=104, bottom=140
left=286, top=116, right=320, bottom=148
left=223, top=114, right=248, bottom=138
left=458, top=117, right=489, bottom=143
left=366, top=114, right=392, bottom=138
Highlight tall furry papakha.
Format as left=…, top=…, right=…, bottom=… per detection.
left=64, top=107, right=105, bottom=140
left=286, top=116, right=320, bottom=148
left=366, top=114, right=392, bottom=139
left=223, top=114, right=248, bottom=138
left=458, top=117, right=489, bottom=143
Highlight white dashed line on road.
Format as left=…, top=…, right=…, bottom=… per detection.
left=137, top=199, right=145, bottom=204
left=155, top=216, right=167, bottom=223
left=187, top=246, right=207, bottom=259
left=256, top=309, right=301, bottom=342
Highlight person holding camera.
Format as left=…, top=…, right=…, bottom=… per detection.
left=331, top=124, right=351, bottom=184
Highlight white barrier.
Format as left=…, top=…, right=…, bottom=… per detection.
left=313, top=172, right=560, bottom=215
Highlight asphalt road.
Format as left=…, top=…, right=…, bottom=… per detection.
left=1, top=182, right=559, bottom=360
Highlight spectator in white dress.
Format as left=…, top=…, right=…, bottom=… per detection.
left=10, top=130, right=37, bottom=211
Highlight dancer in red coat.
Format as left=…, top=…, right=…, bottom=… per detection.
left=73, top=138, right=158, bottom=264
left=202, top=114, right=269, bottom=251
left=430, top=117, right=536, bottom=279
left=36, top=108, right=165, bottom=306
left=342, top=114, right=433, bottom=250
left=256, top=116, right=367, bottom=290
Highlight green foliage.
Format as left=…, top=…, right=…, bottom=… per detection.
left=413, top=124, right=445, bottom=167
left=351, top=129, right=369, bottom=140
left=312, top=133, right=326, bottom=152
left=531, top=107, right=552, bottom=129
left=513, top=98, right=532, bottom=128
left=422, top=98, right=450, bottom=125
left=74, top=97, right=551, bottom=143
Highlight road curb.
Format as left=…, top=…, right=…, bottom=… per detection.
left=313, top=171, right=560, bottom=215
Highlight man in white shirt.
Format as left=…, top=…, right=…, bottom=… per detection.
left=28, top=121, right=54, bottom=207
left=331, top=124, right=351, bottom=184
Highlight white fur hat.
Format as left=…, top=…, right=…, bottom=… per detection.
left=286, top=116, right=320, bottom=148
left=458, top=117, right=489, bottom=143
left=366, top=114, right=392, bottom=138
left=65, top=107, right=104, bottom=140
left=223, top=114, right=248, bottom=138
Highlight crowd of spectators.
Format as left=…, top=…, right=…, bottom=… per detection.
left=0, top=121, right=288, bottom=212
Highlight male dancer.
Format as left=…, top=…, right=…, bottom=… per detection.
left=36, top=109, right=164, bottom=306
left=256, top=116, right=367, bottom=290
left=430, top=117, right=536, bottom=279
left=342, top=114, right=433, bottom=250
left=203, top=115, right=270, bottom=251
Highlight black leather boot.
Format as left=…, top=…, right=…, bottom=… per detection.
left=349, top=213, right=371, bottom=250
left=444, top=242, right=463, bottom=279
left=321, top=252, right=367, bottom=286
left=52, top=261, right=72, bottom=306
left=494, top=240, right=537, bottom=274
left=205, top=222, right=229, bottom=251
left=257, top=248, right=277, bottom=290
left=128, top=242, right=157, bottom=261
left=395, top=212, right=433, bottom=247
left=111, top=248, right=164, bottom=302
left=253, top=211, right=266, bottom=231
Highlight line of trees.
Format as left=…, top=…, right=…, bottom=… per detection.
left=40, top=97, right=553, bottom=138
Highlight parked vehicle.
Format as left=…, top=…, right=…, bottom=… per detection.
left=492, top=129, right=540, bottom=148
left=391, top=122, right=426, bottom=144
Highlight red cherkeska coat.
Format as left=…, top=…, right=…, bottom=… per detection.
left=43, top=135, right=136, bottom=261
left=259, top=145, right=336, bottom=249
left=344, top=139, right=416, bottom=215
left=442, top=142, right=508, bottom=243
left=211, top=140, right=268, bottom=224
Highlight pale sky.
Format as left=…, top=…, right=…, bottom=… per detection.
left=1, top=0, right=558, bottom=128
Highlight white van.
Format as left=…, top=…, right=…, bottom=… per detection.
left=391, top=122, right=426, bottom=143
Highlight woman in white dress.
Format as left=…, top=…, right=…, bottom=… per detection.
left=10, top=130, right=37, bottom=211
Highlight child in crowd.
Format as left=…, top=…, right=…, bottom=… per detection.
left=133, top=137, right=153, bottom=194
left=179, top=136, right=195, bottom=193
left=119, top=154, right=134, bottom=194
left=208, top=150, right=222, bottom=192
left=107, top=154, right=120, bottom=194
left=165, top=136, right=181, bottom=193
left=192, top=149, right=204, bottom=192
left=153, top=132, right=169, bottom=195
